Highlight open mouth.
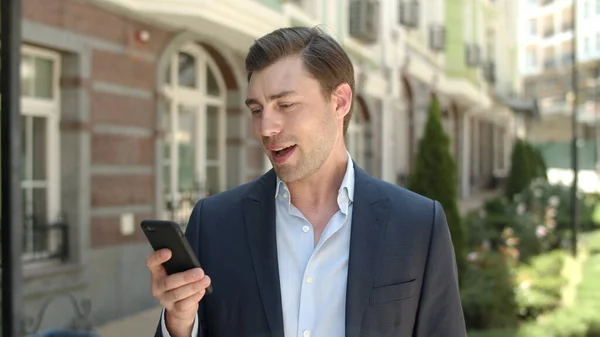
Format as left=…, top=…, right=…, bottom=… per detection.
left=272, top=145, right=296, bottom=158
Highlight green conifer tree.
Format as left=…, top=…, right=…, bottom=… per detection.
left=407, top=95, right=465, bottom=282
left=506, top=139, right=534, bottom=198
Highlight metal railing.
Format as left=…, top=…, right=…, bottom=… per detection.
left=544, top=59, right=556, bottom=69
left=165, top=189, right=207, bottom=229
left=0, top=215, right=69, bottom=267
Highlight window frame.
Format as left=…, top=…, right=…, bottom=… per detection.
left=19, top=44, right=62, bottom=264
left=161, top=43, right=227, bottom=223
left=347, top=106, right=367, bottom=168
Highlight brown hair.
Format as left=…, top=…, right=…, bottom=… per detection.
left=245, top=26, right=355, bottom=134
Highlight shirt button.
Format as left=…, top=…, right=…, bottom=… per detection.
left=303, top=331, right=311, bottom=337
left=306, top=276, right=313, bottom=284
left=302, top=225, right=310, bottom=233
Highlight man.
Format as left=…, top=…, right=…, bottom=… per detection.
left=147, top=26, right=466, bottom=337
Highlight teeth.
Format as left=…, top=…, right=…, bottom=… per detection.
left=273, top=145, right=293, bottom=152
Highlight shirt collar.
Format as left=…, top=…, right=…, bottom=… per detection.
left=275, top=152, right=355, bottom=214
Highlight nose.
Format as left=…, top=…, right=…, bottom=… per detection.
left=258, top=108, right=283, bottom=138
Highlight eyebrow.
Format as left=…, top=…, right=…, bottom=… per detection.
left=245, top=90, right=297, bottom=107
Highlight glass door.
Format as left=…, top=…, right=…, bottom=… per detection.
left=164, top=104, right=205, bottom=226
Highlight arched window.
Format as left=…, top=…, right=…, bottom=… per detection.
left=347, top=103, right=366, bottom=168
left=162, top=44, right=227, bottom=224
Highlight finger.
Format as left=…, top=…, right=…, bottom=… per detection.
left=173, top=290, right=205, bottom=312
left=199, top=275, right=211, bottom=289
left=161, top=268, right=204, bottom=292
left=146, top=249, right=172, bottom=275
left=167, top=280, right=207, bottom=303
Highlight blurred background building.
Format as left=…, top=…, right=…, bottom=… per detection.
left=518, top=0, right=600, bottom=188
left=11, top=0, right=535, bottom=332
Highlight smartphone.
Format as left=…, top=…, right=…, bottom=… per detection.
left=141, top=220, right=213, bottom=294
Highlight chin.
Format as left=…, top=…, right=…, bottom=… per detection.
left=273, top=165, right=305, bottom=183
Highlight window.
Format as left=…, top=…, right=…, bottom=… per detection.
left=597, top=33, right=600, bottom=51
left=162, top=44, right=227, bottom=227
left=17, top=46, right=62, bottom=264
left=597, top=0, right=600, bottom=15
left=584, top=1, right=590, bottom=18
left=527, top=48, right=538, bottom=67
left=346, top=102, right=367, bottom=168
left=543, top=14, right=554, bottom=37
left=543, top=45, right=555, bottom=68
left=528, top=19, right=537, bottom=36
left=585, top=36, right=591, bottom=55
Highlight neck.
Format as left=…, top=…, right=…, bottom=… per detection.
left=287, top=145, right=349, bottom=209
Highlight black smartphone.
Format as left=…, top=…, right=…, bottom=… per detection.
left=141, top=220, right=213, bottom=295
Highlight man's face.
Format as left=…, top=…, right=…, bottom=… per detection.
left=245, top=55, right=346, bottom=183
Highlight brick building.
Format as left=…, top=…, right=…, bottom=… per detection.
left=12, top=0, right=523, bottom=330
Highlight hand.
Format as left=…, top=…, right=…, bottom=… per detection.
left=146, top=249, right=211, bottom=335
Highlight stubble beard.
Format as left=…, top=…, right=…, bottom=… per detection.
left=273, top=116, right=337, bottom=184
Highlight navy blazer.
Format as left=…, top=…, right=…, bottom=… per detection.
left=155, top=165, right=466, bottom=337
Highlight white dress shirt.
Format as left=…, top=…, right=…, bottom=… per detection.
left=162, top=154, right=355, bottom=337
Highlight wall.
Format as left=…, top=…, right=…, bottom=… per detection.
left=18, top=0, right=183, bottom=329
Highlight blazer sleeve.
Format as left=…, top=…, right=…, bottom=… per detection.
left=154, top=200, right=208, bottom=337
left=413, top=200, right=467, bottom=337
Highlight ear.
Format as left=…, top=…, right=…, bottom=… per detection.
left=331, top=83, right=353, bottom=121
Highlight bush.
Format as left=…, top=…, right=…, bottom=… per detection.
left=461, top=251, right=519, bottom=330
left=516, top=180, right=599, bottom=245
left=515, top=251, right=568, bottom=320
left=407, top=95, right=464, bottom=280
left=532, top=147, right=548, bottom=180
left=505, top=140, right=549, bottom=199
left=515, top=236, right=600, bottom=337
left=586, top=231, right=600, bottom=255
left=463, top=195, right=548, bottom=265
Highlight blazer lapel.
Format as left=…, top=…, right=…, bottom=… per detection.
left=345, top=166, right=391, bottom=337
left=242, top=170, right=285, bottom=337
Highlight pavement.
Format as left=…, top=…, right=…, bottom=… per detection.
left=94, top=306, right=162, bottom=337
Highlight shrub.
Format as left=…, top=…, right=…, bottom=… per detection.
left=463, top=195, right=547, bottom=265
left=505, top=140, right=549, bottom=199
left=506, top=140, right=535, bottom=198
left=515, top=251, right=568, bottom=320
left=517, top=180, right=599, bottom=246
left=586, top=231, right=600, bottom=255
left=532, top=147, right=548, bottom=180
left=461, top=251, right=519, bottom=330
left=515, top=235, right=600, bottom=337
left=407, top=95, right=464, bottom=280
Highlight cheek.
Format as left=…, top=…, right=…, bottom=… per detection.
left=251, top=117, right=262, bottom=138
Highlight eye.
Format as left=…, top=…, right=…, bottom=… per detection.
left=249, top=107, right=262, bottom=115
left=279, top=103, right=295, bottom=110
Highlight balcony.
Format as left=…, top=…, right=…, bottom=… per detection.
left=349, top=0, right=380, bottom=43
left=0, top=215, right=70, bottom=267
left=398, top=0, right=419, bottom=29
left=429, top=24, right=445, bottom=52
left=562, top=22, right=573, bottom=32
left=561, top=54, right=573, bottom=65
left=544, top=58, right=556, bottom=69
left=543, top=27, right=555, bottom=38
